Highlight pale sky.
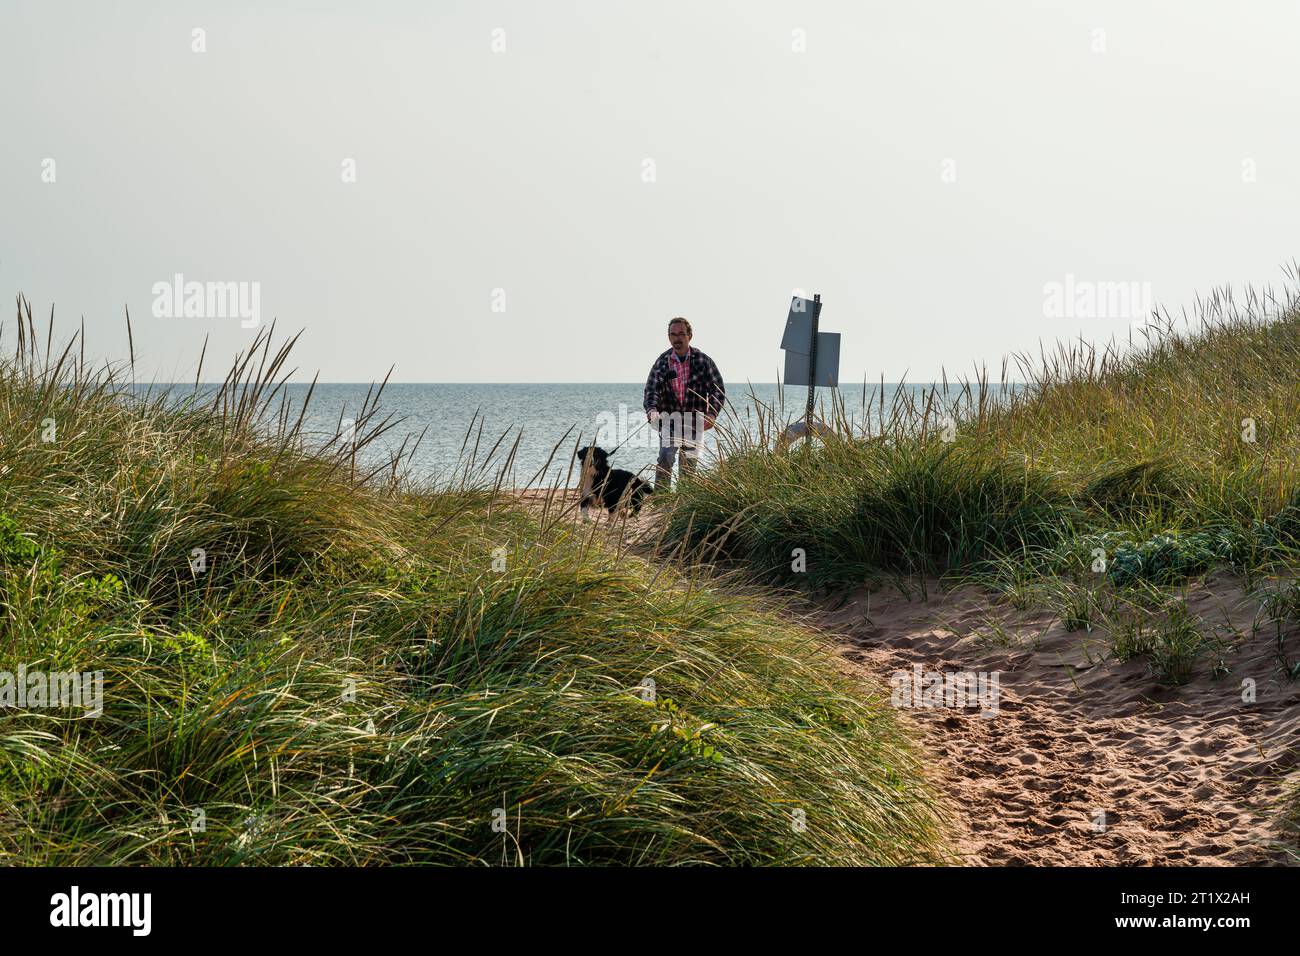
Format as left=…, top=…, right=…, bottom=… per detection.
left=2, top=0, right=1297, bottom=383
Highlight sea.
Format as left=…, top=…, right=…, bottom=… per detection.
left=147, top=382, right=1009, bottom=488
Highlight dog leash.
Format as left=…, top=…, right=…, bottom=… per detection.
left=606, top=416, right=652, bottom=457
left=606, top=412, right=712, bottom=481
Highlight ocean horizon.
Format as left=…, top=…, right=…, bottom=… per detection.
left=142, top=381, right=1019, bottom=487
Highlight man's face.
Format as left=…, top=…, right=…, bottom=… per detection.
left=668, top=323, right=691, bottom=355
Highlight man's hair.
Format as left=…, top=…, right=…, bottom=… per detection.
left=668, top=317, right=693, bottom=335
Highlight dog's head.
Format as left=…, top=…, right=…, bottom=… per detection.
left=576, top=445, right=610, bottom=470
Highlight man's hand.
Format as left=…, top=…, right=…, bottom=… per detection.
left=703, top=415, right=715, bottom=431
left=647, top=410, right=660, bottom=426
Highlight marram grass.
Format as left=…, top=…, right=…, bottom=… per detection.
left=666, top=277, right=1300, bottom=589
left=0, top=298, right=944, bottom=866
left=655, top=277, right=1300, bottom=849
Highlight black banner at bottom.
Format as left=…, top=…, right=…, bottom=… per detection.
left=0, top=865, right=1283, bottom=942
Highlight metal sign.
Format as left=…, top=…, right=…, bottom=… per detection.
left=780, top=297, right=818, bottom=352
left=783, top=333, right=841, bottom=387
left=779, top=295, right=840, bottom=387
left=778, top=293, right=841, bottom=443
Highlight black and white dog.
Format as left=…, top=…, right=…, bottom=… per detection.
left=576, top=445, right=651, bottom=517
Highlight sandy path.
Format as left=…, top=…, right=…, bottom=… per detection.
left=810, top=575, right=1300, bottom=865
left=510, top=490, right=1300, bottom=864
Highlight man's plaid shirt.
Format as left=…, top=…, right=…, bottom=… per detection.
left=643, top=346, right=726, bottom=418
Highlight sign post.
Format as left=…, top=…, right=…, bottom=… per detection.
left=779, top=293, right=840, bottom=447
left=805, top=294, right=821, bottom=444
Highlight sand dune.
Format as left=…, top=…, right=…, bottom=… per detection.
left=811, top=574, right=1299, bottom=865
left=516, top=489, right=1300, bottom=864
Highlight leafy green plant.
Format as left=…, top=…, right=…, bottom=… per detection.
left=1100, top=592, right=1213, bottom=685
left=1263, top=581, right=1300, bottom=679
left=1147, top=601, right=1211, bottom=686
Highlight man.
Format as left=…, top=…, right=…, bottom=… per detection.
left=643, top=317, right=725, bottom=490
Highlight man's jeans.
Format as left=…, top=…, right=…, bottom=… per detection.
left=654, top=411, right=704, bottom=490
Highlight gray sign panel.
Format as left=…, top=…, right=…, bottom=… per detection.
left=783, top=332, right=840, bottom=388
left=780, top=297, right=818, bottom=352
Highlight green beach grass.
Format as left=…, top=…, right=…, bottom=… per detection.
left=666, top=280, right=1300, bottom=591
left=0, top=298, right=944, bottom=865
left=661, top=277, right=1300, bottom=846
left=7, top=273, right=1299, bottom=865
